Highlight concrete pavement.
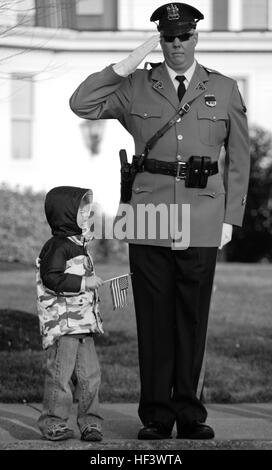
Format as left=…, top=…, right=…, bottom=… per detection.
left=1, top=402, right=272, bottom=450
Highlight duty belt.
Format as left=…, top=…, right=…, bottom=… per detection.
left=136, top=158, right=218, bottom=181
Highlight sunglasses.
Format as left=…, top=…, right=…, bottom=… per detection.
left=162, top=32, right=194, bottom=43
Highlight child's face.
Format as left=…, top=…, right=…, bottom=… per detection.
left=77, top=202, right=92, bottom=238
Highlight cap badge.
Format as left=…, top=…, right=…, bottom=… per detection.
left=205, top=94, right=217, bottom=107
left=167, top=4, right=180, bottom=21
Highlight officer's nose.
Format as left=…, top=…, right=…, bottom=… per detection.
left=173, top=37, right=182, bottom=47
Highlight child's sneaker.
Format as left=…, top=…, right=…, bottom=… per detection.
left=81, top=423, right=103, bottom=442
left=42, top=423, right=74, bottom=441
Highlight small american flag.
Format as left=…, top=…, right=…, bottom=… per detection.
left=110, top=275, right=129, bottom=310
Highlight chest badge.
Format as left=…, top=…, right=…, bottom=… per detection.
left=205, top=94, right=217, bottom=107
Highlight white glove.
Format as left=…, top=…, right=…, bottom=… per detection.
left=219, top=223, right=233, bottom=250
left=113, top=34, right=160, bottom=77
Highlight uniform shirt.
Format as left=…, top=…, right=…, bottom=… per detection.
left=165, top=60, right=196, bottom=92
left=69, top=61, right=250, bottom=246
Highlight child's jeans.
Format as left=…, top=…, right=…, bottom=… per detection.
left=38, top=334, right=103, bottom=435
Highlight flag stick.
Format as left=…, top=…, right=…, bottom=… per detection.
left=103, top=272, right=133, bottom=284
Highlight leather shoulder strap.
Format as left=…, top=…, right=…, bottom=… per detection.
left=136, top=101, right=193, bottom=167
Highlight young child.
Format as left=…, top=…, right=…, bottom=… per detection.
left=36, top=186, right=104, bottom=442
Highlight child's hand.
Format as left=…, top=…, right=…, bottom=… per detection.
left=85, top=275, right=104, bottom=290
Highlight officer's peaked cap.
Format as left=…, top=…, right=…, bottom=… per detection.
left=150, top=3, right=204, bottom=35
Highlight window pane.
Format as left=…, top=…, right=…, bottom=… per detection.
left=76, top=0, right=104, bottom=15
left=11, top=121, right=32, bottom=160
left=11, top=77, right=33, bottom=117
left=76, top=0, right=117, bottom=30
left=242, top=0, right=268, bottom=29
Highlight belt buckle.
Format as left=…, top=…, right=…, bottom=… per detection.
left=176, top=161, right=186, bottom=181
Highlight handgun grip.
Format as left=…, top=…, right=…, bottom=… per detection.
left=119, top=149, right=128, bottom=165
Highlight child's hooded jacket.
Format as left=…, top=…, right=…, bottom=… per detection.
left=36, top=186, right=103, bottom=349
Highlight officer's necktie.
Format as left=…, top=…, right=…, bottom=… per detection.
left=176, top=75, right=186, bottom=101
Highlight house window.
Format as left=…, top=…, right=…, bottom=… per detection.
left=76, top=0, right=118, bottom=30
left=77, top=0, right=104, bottom=15
left=10, top=75, right=34, bottom=160
left=242, top=0, right=268, bottom=30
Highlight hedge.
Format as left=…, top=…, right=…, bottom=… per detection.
left=0, top=185, right=127, bottom=265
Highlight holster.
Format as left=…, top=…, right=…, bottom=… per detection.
left=120, top=150, right=138, bottom=203
left=185, top=156, right=212, bottom=188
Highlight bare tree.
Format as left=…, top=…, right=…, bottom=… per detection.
left=0, top=1, right=76, bottom=66
left=0, top=0, right=35, bottom=36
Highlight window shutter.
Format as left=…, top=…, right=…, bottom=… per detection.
left=213, top=0, right=229, bottom=31
left=35, top=0, right=76, bottom=29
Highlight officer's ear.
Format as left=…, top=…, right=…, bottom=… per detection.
left=193, top=31, right=198, bottom=46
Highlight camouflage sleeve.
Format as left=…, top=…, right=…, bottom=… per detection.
left=40, top=242, right=82, bottom=295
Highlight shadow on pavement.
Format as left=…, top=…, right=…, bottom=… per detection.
left=0, top=409, right=41, bottom=440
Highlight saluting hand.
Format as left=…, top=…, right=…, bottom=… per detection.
left=219, top=223, right=233, bottom=250
left=113, top=34, right=160, bottom=77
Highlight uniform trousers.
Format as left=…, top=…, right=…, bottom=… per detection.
left=129, top=244, right=218, bottom=433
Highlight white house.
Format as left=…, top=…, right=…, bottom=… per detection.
left=1, top=0, right=272, bottom=215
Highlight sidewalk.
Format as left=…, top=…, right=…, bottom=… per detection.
left=1, top=403, right=272, bottom=450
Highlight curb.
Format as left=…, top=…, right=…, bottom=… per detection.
left=1, top=439, right=272, bottom=450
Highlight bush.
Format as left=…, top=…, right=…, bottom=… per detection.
left=0, top=185, right=50, bottom=265
left=0, top=185, right=127, bottom=265
left=0, top=309, right=41, bottom=351
left=225, top=125, right=272, bottom=262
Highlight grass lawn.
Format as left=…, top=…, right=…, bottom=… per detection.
left=0, top=260, right=272, bottom=403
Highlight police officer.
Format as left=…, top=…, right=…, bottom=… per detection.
left=70, top=3, right=250, bottom=440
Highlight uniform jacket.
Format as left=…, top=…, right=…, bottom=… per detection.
left=70, top=61, right=250, bottom=248
left=36, top=186, right=103, bottom=350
